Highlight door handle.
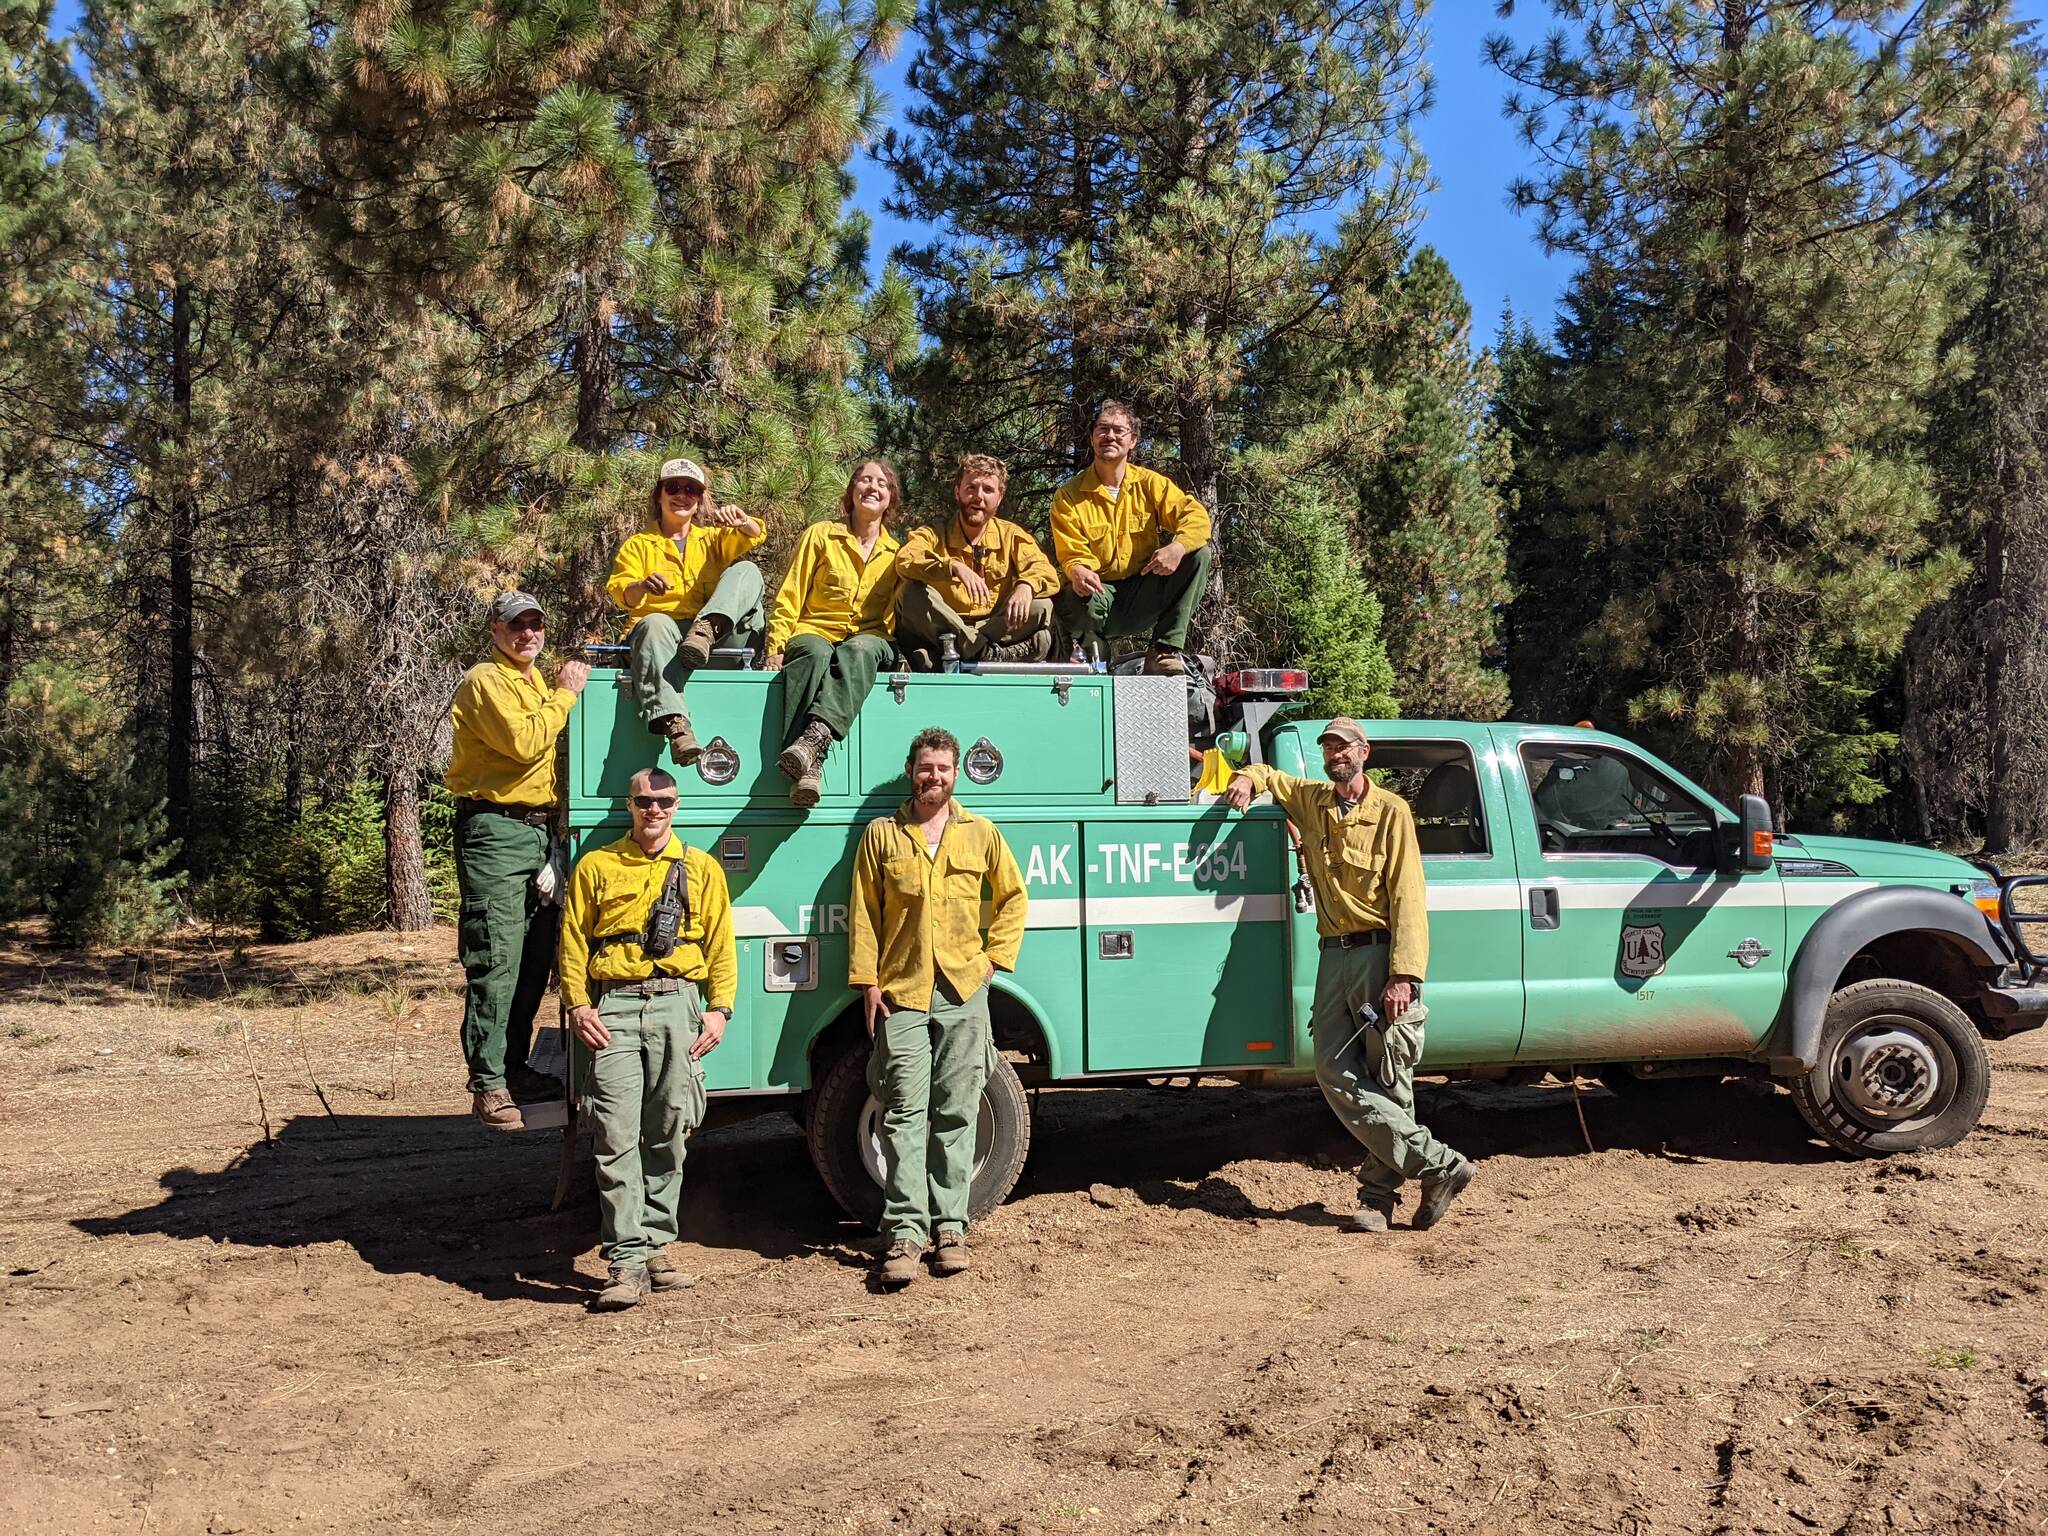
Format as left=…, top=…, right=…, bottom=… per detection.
left=1529, top=887, right=1560, bottom=930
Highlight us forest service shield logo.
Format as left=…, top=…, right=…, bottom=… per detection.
left=1619, top=923, right=1667, bottom=979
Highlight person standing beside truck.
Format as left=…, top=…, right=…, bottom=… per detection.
left=559, top=767, right=736, bottom=1312
left=849, top=727, right=1029, bottom=1287
left=607, top=456, right=768, bottom=767
left=1050, top=400, right=1214, bottom=676
left=1222, top=718, right=1474, bottom=1231
left=895, top=454, right=1061, bottom=668
left=446, top=591, right=590, bottom=1131
left=765, top=460, right=905, bottom=808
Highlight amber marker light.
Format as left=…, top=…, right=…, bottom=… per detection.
left=1751, top=829, right=1774, bottom=862
left=1246, top=1041, right=1275, bottom=1052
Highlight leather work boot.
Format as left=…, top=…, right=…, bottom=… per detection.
left=472, top=1087, right=524, bottom=1131
left=1142, top=646, right=1186, bottom=677
left=592, top=1263, right=650, bottom=1312
left=900, top=641, right=937, bottom=674
left=677, top=616, right=723, bottom=671
left=1412, top=1160, right=1475, bottom=1230
left=778, top=718, right=833, bottom=783
left=986, top=633, right=1051, bottom=664
left=789, top=765, right=824, bottom=810
left=930, top=1230, right=970, bottom=1277
left=1345, top=1200, right=1395, bottom=1234
left=507, top=1065, right=562, bottom=1103
left=875, top=1239, right=924, bottom=1288
left=665, top=712, right=702, bottom=767
left=647, top=1252, right=693, bottom=1292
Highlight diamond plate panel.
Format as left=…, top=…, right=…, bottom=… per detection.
left=1113, top=674, right=1192, bottom=804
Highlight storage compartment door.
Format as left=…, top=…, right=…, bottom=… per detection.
left=1082, top=818, right=1292, bottom=1072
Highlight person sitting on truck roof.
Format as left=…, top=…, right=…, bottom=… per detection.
left=559, top=766, right=736, bottom=1312
left=606, top=456, right=768, bottom=767
left=1222, top=718, right=1474, bottom=1233
left=446, top=591, right=590, bottom=1132
left=850, top=726, right=1029, bottom=1288
left=765, top=460, right=905, bottom=808
left=1050, top=399, right=1214, bottom=676
left=895, top=453, right=1060, bottom=669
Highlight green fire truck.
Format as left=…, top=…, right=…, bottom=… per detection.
left=560, top=660, right=2048, bottom=1223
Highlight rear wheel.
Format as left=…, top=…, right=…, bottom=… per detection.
left=804, top=1033, right=1033, bottom=1225
left=1789, top=979, right=1989, bottom=1156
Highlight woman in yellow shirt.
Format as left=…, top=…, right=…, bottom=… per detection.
left=607, top=456, right=768, bottom=765
left=765, top=460, right=904, bottom=807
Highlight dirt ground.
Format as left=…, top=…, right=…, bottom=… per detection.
left=3, top=920, right=2045, bottom=1536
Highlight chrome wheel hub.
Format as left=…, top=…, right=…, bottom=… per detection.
left=1834, top=1022, right=1942, bottom=1122
left=857, top=1093, right=997, bottom=1190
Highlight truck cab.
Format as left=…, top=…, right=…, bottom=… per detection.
left=563, top=662, right=2047, bottom=1221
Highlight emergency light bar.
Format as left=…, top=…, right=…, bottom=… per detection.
left=1216, top=669, right=1309, bottom=697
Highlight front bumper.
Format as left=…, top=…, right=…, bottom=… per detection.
left=1981, top=970, right=2048, bottom=1039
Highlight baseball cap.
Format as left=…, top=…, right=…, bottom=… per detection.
left=658, top=457, right=707, bottom=487
left=488, top=591, right=545, bottom=625
left=1317, top=717, right=1368, bottom=749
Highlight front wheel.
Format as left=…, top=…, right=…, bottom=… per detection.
left=804, top=1033, right=1033, bottom=1226
left=1788, top=979, right=1989, bottom=1156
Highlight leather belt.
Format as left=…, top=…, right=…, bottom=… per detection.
left=1320, top=930, right=1390, bottom=951
left=458, top=797, right=551, bottom=828
left=595, top=976, right=693, bottom=1000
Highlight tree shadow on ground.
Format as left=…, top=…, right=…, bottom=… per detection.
left=76, top=1074, right=1832, bottom=1292
left=1012, top=1072, right=1832, bottom=1227
left=74, top=1098, right=845, bottom=1303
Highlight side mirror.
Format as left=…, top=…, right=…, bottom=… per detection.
left=1721, top=793, right=1774, bottom=874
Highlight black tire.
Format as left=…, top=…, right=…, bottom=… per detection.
left=804, top=1033, right=1033, bottom=1225
left=1789, top=979, right=1990, bottom=1157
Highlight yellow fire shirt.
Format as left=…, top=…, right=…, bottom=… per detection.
left=606, top=516, right=768, bottom=634
left=558, top=834, right=737, bottom=1013
left=895, top=515, right=1059, bottom=620
left=444, top=651, right=577, bottom=805
left=766, top=520, right=903, bottom=653
left=1049, top=462, right=1213, bottom=582
left=1239, top=765, right=1430, bottom=980
left=848, top=801, right=1029, bottom=1010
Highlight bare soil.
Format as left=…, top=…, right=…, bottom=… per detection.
left=3, top=920, right=2044, bottom=1535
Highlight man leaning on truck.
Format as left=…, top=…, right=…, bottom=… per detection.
left=559, top=767, right=737, bottom=1312
left=1223, top=718, right=1474, bottom=1232
left=446, top=591, right=589, bottom=1131
left=849, top=727, right=1029, bottom=1287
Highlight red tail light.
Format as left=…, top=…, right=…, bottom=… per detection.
left=1217, top=669, right=1309, bottom=697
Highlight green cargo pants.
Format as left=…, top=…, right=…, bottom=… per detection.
left=626, top=560, right=767, bottom=729
left=867, top=977, right=993, bottom=1245
left=1055, top=542, right=1214, bottom=653
left=574, top=983, right=708, bottom=1267
left=1310, top=940, right=1464, bottom=1203
left=895, top=582, right=1054, bottom=663
left=780, top=631, right=896, bottom=742
left=455, top=806, right=555, bottom=1094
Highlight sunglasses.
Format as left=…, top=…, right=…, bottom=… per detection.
left=630, top=795, right=679, bottom=811
left=660, top=480, right=704, bottom=497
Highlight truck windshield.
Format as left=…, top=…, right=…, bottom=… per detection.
left=1521, top=743, right=1717, bottom=866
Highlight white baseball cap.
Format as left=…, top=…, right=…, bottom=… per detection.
left=658, top=457, right=707, bottom=487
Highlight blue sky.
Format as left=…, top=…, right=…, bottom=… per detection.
left=48, top=1, right=2048, bottom=347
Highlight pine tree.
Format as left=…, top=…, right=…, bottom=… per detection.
left=312, top=0, right=916, bottom=638
left=882, top=0, right=1434, bottom=664
left=1251, top=249, right=1512, bottom=718
left=1903, top=116, right=2048, bottom=851
left=1491, top=1, right=2031, bottom=812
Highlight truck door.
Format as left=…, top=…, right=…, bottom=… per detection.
left=1363, top=735, right=1526, bottom=1065
left=1503, top=736, right=1786, bottom=1063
